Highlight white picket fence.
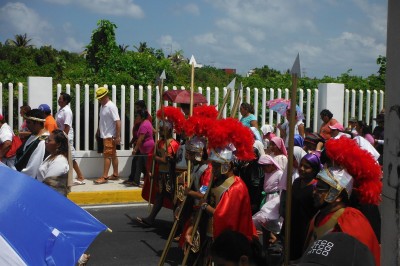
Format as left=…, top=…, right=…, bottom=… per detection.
left=0, top=82, right=385, bottom=153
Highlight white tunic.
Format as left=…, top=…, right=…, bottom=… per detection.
left=37, top=155, right=69, bottom=182
left=20, top=133, right=49, bottom=178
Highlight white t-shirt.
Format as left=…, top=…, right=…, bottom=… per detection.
left=99, top=100, right=120, bottom=138
left=281, top=120, right=304, bottom=147
left=0, top=123, right=13, bottom=144
left=37, top=155, right=69, bottom=182
left=56, top=105, right=73, bottom=131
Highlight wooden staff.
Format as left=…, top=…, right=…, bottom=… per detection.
left=187, top=61, right=195, bottom=185
left=149, top=71, right=166, bottom=211
left=230, top=88, right=242, bottom=118
left=158, top=176, right=196, bottom=266
left=284, top=73, right=299, bottom=265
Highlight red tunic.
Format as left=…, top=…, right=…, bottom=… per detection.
left=141, top=138, right=179, bottom=209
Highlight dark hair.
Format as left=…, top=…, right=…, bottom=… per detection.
left=20, top=104, right=31, bottom=114
left=135, top=100, right=147, bottom=110
left=241, top=102, right=254, bottom=113
left=50, top=129, right=69, bottom=159
left=60, top=92, right=72, bottom=104
left=320, top=109, right=333, bottom=119
left=135, top=109, right=149, bottom=120
left=25, top=109, right=45, bottom=125
left=356, top=121, right=372, bottom=135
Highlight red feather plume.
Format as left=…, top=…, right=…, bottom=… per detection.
left=207, top=118, right=255, bottom=161
left=156, top=106, right=186, bottom=133
left=325, top=136, right=382, bottom=205
left=193, top=105, right=218, bottom=119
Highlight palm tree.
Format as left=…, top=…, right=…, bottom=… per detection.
left=9, top=34, right=33, bottom=48
left=118, top=44, right=129, bottom=53
left=134, top=42, right=148, bottom=53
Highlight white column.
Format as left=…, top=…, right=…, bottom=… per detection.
left=130, top=85, right=135, bottom=141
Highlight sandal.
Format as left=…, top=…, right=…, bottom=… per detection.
left=93, top=176, right=108, bottom=184
left=107, top=174, right=119, bottom=180
left=136, top=217, right=152, bottom=227
left=78, top=253, right=91, bottom=266
left=73, top=179, right=86, bottom=185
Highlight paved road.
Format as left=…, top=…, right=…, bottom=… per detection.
left=84, top=204, right=183, bottom=266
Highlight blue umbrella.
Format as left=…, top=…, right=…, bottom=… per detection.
left=0, top=164, right=108, bottom=266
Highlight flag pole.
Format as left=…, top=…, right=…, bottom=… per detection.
left=284, top=54, right=300, bottom=265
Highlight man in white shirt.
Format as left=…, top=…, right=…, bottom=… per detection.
left=56, top=92, right=86, bottom=185
left=94, top=87, right=121, bottom=184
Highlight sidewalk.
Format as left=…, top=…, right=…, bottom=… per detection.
left=67, top=177, right=146, bottom=206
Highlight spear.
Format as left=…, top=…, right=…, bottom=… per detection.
left=181, top=79, right=235, bottom=266
left=284, top=53, right=301, bottom=266
left=231, top=82, right=242, bottom=118
left=158, top=58, right=197, bottom=265
left=149, top=70, right=166, bottom=211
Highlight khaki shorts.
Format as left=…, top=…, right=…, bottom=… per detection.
left=103, top=138, right=116, bottom=158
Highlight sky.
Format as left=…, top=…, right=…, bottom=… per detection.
left=0, top=0, right=387, bottom=78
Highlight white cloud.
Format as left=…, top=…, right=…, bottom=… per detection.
left=215, top=19, right=241, bottom=33
left=63, top=36, right=86, bottom=52
left=183, top=4, right=200, bottom=15
left=46, top=0, right=144, bottom=18
left=0, top=2, right=52, bottom=45
left=354, top=0, right=387, bottom=35
left=44, top=0, right=72, bottom=4
left=81, top=0, right=144, bottom=18
left=233, top=36, right=254, bottom=53
left=193, top=33, right=217, bottom=45
left=158, top=35, right=181, bottom=54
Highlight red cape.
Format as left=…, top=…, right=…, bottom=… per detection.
left=317, top=207, right=380, bottom=266
left=213, top=176, right=257, bottom=240
left=338, top=208, right=380, bottom=266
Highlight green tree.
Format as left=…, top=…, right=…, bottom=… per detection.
left=85, top=20, right=119, bottom=73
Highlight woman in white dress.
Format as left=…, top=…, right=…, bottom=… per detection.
left=37, top=129, right=72, bottom=196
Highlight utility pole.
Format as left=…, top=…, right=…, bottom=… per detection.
left=381, top=1, right=400, bottom=265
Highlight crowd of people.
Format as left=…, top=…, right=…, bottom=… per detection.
left=0, top=88, right=385, bottom=265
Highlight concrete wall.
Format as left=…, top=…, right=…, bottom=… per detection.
left=74, top=150, right=133, bottom=178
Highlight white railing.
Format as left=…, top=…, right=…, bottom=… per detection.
left=0, top=82, right=385, bottom=153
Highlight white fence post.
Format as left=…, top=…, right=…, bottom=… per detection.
left=261, top=88, right=266, bottom=126
left=84, top=84, right=89, bottom=151
left=358, top=90, right=364, bottom=121
left=8, top=83, right=13, bottom=131
left=366, top=90, right=371, bottom=125
left=75, top=84, right=81, bottom=151
left=313, top=89, right=319, bottom=132
left=254, top=88, right=259, bottom=119
left=306, top=89, right=311, bottom=128
left=18, top=83, right=23, bottom=131
left=121, top=85, right=126, bottom=150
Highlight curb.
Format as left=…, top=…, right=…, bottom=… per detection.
left=68, top=189, right=146, bottom=205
